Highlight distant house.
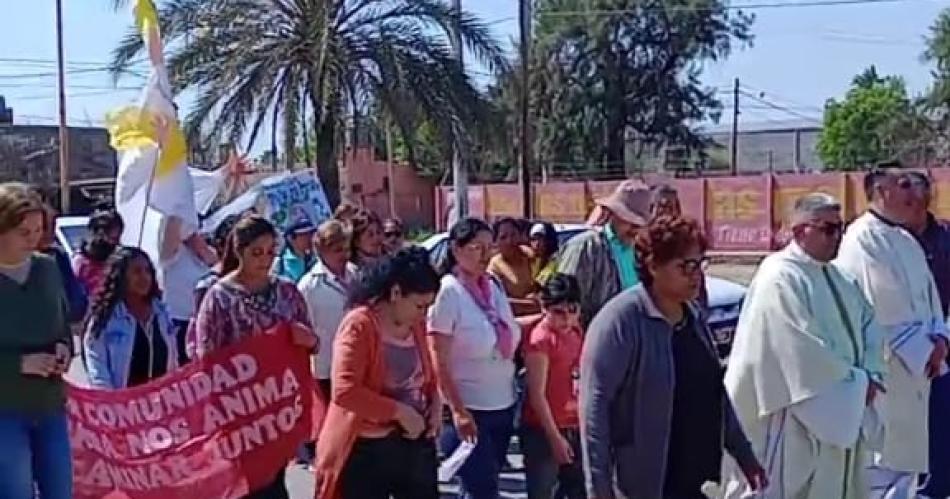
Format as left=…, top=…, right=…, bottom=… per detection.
left=705, top=120, right=823, bottom=174
left=0, top=124, right=117, bottom=211
left=623, top=120, right=824, bottom=176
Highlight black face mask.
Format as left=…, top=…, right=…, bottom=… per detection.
left=87, top=239, right=117, bottom=262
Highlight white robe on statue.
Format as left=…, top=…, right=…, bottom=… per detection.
left=722, top=242, right=885, bottom=499
left=835, top=211, right=948, bottom=499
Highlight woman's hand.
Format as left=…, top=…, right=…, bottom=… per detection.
left=425, top=402, right=442, bottom=439
left=452, top=408, right=478, bottom=444
left=290, top=322, right=319, bottom=351
left=395, top=402, right=426, bottom=439
left=21, top=353, right=58, bottom=377
left=53, top=342, right=72, bottom=375
left=548, top=432, right=574, bottom=465
left=740, top=460, right=769, bottom=492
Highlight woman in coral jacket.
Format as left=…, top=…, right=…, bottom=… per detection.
left=314, top=247, right=442, bottom=499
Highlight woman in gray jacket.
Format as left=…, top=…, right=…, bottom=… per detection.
left=579, top=215, right=766, bottom=499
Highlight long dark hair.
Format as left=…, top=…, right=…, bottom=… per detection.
left=348, top=247, right=440, bottom=308
left=349, top=209, right=382, bottom=263
left=220, top=215, right=277, bottom=275
left=86, top=247, right=160, bottom=339
left=81, top=209, right=124, bottom=262
left=439, top=217, right=493, bottom=275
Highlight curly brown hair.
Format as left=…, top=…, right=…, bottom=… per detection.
left=634, top=215, right=707, bottom=287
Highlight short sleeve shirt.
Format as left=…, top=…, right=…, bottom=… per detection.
left=522, top=320, right=582, bottom=429
left=427, top=274, right=521, bottom=411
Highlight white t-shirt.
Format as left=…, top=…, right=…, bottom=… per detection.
left=427, top=274, right=521, bottom=411
left=298, top=260, right=357, bottom=379
left=160, top=245, right=208, bottom=321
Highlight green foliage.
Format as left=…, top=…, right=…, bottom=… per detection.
left=817, top=66, right=924, bottom=170
left=529, top=0, right=754, bottom=171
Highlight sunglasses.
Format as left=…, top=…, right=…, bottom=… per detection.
left=677, top=257, right=710, bottom=274
left=384, top=231, right=402, bottom=238
left=806, top=222, right=844, bottom=236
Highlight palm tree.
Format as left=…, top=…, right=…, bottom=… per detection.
left=110, top=0, right=509, bottom=206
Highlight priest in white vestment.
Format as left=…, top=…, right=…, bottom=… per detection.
left=723, top=193, right=886, bottom=499
left=835, top=169, right=950, bottom=499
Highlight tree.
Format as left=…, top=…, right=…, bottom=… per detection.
left=110, top=0, right=508, bottom=206
left=817, top=67, right=926, bottom=170
left=529, top=0, right=754, bottom=172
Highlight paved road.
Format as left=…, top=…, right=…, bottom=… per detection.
left=66, top=357, right=528, bottom=498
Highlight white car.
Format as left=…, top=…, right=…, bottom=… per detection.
left=55, top=216, right=90, bottom=259
left=420, top=225, right=747, bottom=362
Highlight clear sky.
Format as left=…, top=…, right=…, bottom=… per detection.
left=1, top=0, right=948, bottom=147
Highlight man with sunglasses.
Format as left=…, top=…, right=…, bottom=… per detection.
left=836, top=167, right=950, bottom=499
left=724, top=193, right=884, bottom=498
left=902, top=170, right=950, bottom=499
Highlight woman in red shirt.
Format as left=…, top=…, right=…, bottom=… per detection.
left=521, top=273, right=586, bottom=499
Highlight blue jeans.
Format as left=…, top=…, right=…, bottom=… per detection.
left=440, top=406, right=516, bottom=499
left=0, top=409, right=72, bottom=499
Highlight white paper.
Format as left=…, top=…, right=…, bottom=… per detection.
left=438, top=441, right=477, bottom=482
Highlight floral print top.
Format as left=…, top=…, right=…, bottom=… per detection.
left=194, top=277, right=311, bottom=358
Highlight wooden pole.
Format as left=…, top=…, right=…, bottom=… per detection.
left=730, top=77, right=739, bottom=177
left=519, top=0, right=533, bottom=219
left=55, top=0, right=70, bottom=212
left=386, top=119, right=396, bottom=218
left=450, top=0, right=468, bottom=220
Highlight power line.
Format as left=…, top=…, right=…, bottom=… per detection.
left=0, top=83, right=140, bottom=91
left=0, top=67, right=146, bottom=80
left=739, top=90, right=822, bottom=122
left=11, top=89, right=139, bottom=101
left=533, top=0, right=922, bottom=17
left=738, top=82, right=824, bottom=113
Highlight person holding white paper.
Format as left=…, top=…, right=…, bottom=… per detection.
left=723, top=193, right=885, bottom=499
left=835, top=168, right=950, bottom=499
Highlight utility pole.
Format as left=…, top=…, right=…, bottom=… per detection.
left=55, top=0, right=70, bottom=212
left=730, top=77, right=739, bottom=177
left=450, top=0, right=468, bottom=221
left=519, top=0, right=532, bottom=219
left=385, top=119, right=396, bottom=218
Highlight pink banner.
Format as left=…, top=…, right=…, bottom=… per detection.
left=930, top=169, right=950, bottom=221
left=667, top=179, right=705, bottom=231
left=705, top=176, right=771, bottom=251
left=771, top=173, right=847, bottom=248
left=535, top=183, right=588, bottom=223
left=485, top=184, right=523, bottom=220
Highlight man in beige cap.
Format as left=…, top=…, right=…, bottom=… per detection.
left=558, top=179, right=652, bottom=327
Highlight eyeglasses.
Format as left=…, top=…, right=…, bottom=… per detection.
left=384, top=231, right=402, bottom=238
left=806, top=222, right=844, bottom=236
left=677, top=257, right=710, bottom=274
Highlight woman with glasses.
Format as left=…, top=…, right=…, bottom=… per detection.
left=521, top=273, right=586, bottom=499
left=428, top=218, right=521, bottom=499
left=382, top=218, right=406, bottom=255
left=579, top=215, right=766, bottom=499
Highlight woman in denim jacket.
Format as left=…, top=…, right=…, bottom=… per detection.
left=84, top=247, right=178, bottom=389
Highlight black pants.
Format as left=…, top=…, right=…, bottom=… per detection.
left=243, top=469, right=288, bottom=499
left=172, top=319, right=190, bottom=366
left=340, top=434, right=439, bottom=499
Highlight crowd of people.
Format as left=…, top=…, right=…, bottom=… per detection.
left=2, top=166, right=950, bottom=499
